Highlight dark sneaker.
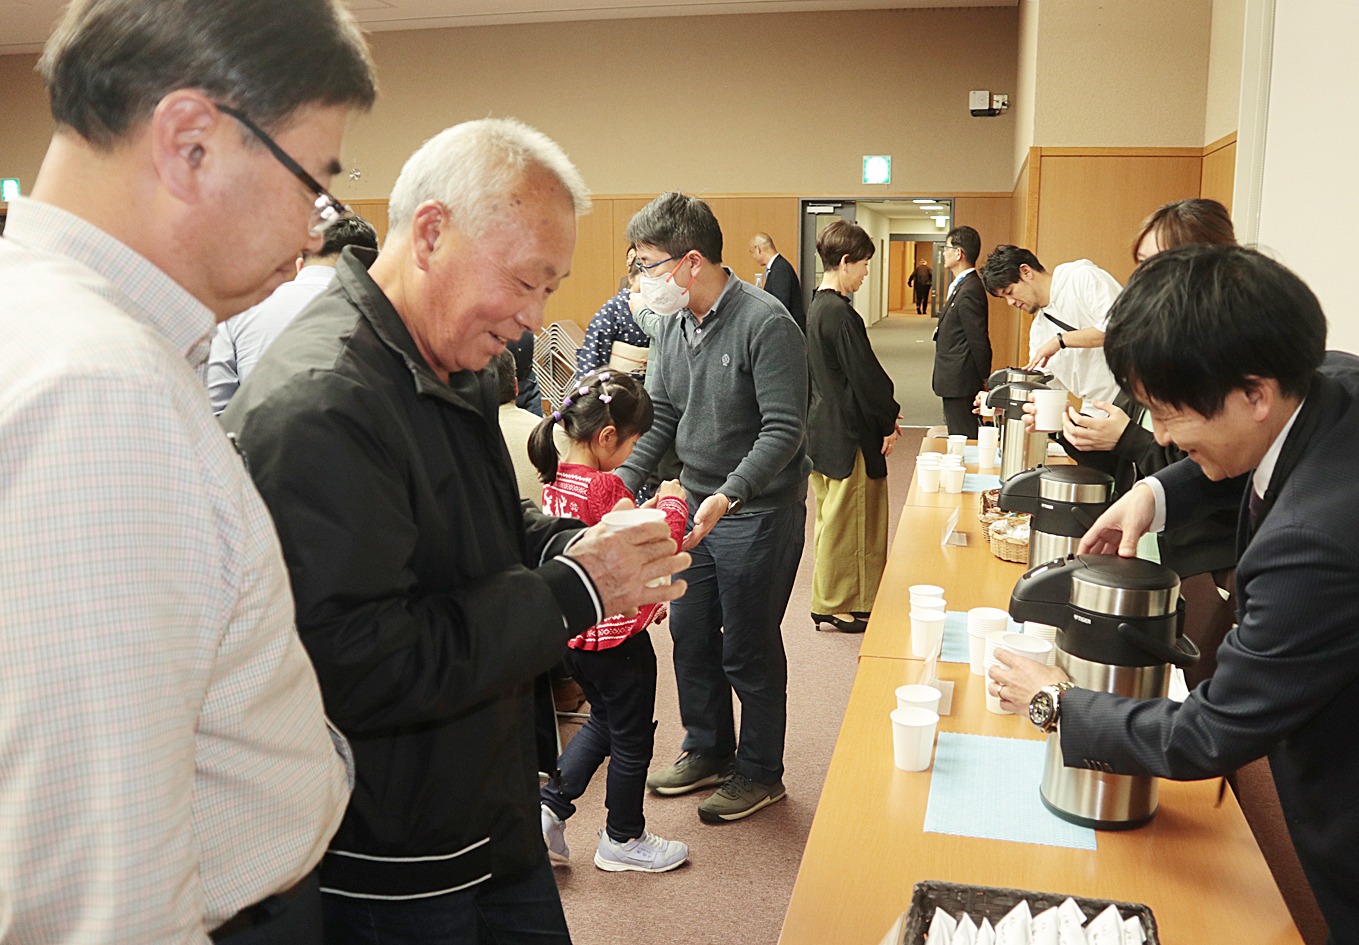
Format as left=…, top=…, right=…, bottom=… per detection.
left=697, top=774, right=786, bottom=823
left=646, top=751, right=735, bottom=796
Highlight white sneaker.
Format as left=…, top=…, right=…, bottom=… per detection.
left=541, top=805, right=569, bottom=865
left=592, top=829, right=689, bottom=873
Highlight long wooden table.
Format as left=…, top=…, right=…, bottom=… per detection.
left=778, top=440, right=1304, bottom=945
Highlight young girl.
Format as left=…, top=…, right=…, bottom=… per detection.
left=529, top=369, right=690, bottom=873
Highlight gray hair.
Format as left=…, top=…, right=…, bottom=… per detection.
left=40, top=0, right=376, bottom=145
left=387, top=118, right=591, bottom=238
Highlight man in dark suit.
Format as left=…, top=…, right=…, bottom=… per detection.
left=908, top=258, right=933, bottom=314
left=991, top=245, right=1357, bottom=943
left=932, top=226, right=992, bottom=436
left=749, top=232, right=805, bottom=332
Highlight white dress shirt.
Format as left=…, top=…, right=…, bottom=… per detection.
left=1029, top=259, right=1122, bottom=403
left=0, top=198, right=352, bottom=943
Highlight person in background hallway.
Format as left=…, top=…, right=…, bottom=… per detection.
left=805, top=221, right=901, bottom=635
left=749, top=231, right=805, bottom=332
left=619, top=193, right=810, bottom=825
left=0, top=1, right=376, bottom=942
left=980, top=244, right=1122, bottom=404
left=992, top=245, right=1359, bottom=944
left=908, top=256, right=933, bottom=314
left=531, top=370, right=690, bottom=874
left=931, top=225, right=991, bottom=438
left=494, top=351, right=547, bottom=509
left=208, top=214, right=377, bottom=414
left=507, top=330, right=545, bottom=416
left=222, top=119, right=689, bottom=945
left=577, top=246, right=652, bottom=380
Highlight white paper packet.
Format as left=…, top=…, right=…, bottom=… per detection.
left=994, top=899, right=1032, bottom=945
left=1084, top=905, right=1123, bottom=945
left=1031, top=906, right=1059, bottom=945
left=927, top=907, right=957, bottom=944
left=954, top=914, right=978, bottom=945
left=1121, top=915, right=1147, bottom=945
left=976, top=918, right=996, bottom=945
left=1056, top=899, right=1086, bottom=945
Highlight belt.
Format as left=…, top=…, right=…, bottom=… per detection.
left=210, top=870, right=317, bottom=943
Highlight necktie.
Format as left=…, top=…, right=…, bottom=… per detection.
left=1248, top=484, right=1265, bottom=532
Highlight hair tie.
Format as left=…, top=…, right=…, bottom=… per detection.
left=599, top=394, right=613, bottom=404
left=578, top=386, right=590, bottom=396
left=598, top=372, right=612, bottom=383
left=551, top=411, right=562, bottom=423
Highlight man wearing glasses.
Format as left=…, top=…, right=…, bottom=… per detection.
left=0, top=1, right=375, bottom=943
left=932, top=225, right=992, bottom=437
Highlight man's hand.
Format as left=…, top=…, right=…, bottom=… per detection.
left=882, top=423, right=902, bottom=457
left=988, top=650, right=1070, bottom=714
left=1061, top=400, right=1129, bottom=452
left=1077, top=482, right=1157, bottom=557
left=567, top=499, right=689, bottom=615
left=1026, top=335, right=1061, bottom=370
left=682, top=493, right=730, bottom=551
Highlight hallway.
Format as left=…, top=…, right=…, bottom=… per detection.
left=867, top=313, right=946, bottom=427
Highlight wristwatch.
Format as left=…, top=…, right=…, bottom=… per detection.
left=1029, top=681, right=1075, bottom=733
left=722, top=494, right=744, bottom=514
left=1057, top=332, right=1067, bottom=349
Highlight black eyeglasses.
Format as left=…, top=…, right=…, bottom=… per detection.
left=636, top=256, right=676, bottom=275
left=214, top=102, right=348, bottom=237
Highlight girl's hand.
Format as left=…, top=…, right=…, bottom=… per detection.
left=657, top=479, right=686, bottom=501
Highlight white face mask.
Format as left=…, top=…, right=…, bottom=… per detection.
left=639, top=259, right=696, bottom=317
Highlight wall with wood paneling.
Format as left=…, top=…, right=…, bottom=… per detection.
left=1200, top=134, right=1237, bottom=213
left=953, top=194, right=1017, bottom=374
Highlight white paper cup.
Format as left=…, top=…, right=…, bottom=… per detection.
left=890, top=707, right=940, bottom=771
left=984, top=677, right=1012, bottom=715
left=1031, top=389, right=1069, bottom=432
left=916, top=452, right=942, bottom=465
left=896, top=684, right=943, bottom=714
left=1000, top=631, right=1054, bottom=663
left=967, top=607, right=1011, bottom=633
left=910, top=595, right=947, bottom=614
left=601, top=508, right=670, bottom=586
left=941, top=465, right=965, bottom=494
left=916, top=463, right=941, bottom=493
left=983, top=633, right=1016, bottom=714
left=979, top=401, right=996, bottom=419
left=939, top=453, right=964, bottom=465
left=977, top=426, right=999, bottom=463
left=967, top=627, right=997, bottom=676
left=947, top=434, right=967, bottom=456
left=909, top=584, right=945, bottom=599
left=910, top=609, right=947, bottom=659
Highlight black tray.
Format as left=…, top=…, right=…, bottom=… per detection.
left=900, top=880, right=1159, bottom=944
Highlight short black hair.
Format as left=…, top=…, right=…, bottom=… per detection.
left=40, top=0, right=376, bottom=146
left=626, top=193, right=723, bottom=265
left=980, top=244, right=1045, bottom=295
left=816, top=220, right=874, bottom=269
left=946, top=225, right=981, bottom=265
left=1104, top=245, right=1326, bottom=417
left=491, top=351, right=517, bottom=406
left=312, top=214, right=379, bottom=260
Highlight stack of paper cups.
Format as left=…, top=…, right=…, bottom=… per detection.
left=1024, top=621, right=1059, bottom=666
left=896, top=684, right=943, bottom=714
left=910, top=609, right=947, bottom=659
left=916, top=453, right=942, bottom=493
left=977, top=426, right=999, bottom=466
left=947, top=434, right=967, bottom=456
left=912, top=595, right=946, bottom=614
left=967, top=607, right=1010, bottom=677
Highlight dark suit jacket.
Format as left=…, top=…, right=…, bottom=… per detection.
left=931, top=270, right=991, bottom=398
left=764, top=254, right=805, bottom=333
left=805, top=289, right=899, bottom=479
left=1059, top=353, right=1359, bottom=941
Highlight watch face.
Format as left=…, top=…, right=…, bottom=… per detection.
left=1029, top=690, right=1054, bottom=728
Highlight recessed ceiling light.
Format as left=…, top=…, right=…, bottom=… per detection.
left=911, top=198, right=935, bottom=204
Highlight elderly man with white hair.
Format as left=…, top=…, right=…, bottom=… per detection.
left=222, top=119, right=689, bottom=944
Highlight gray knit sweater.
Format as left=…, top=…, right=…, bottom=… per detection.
left=617, top=271, right=810, bottom=513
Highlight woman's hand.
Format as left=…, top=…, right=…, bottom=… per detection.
left=1061, top=401, right=1130, bottom=452
left=882, top=422, right=902, bottom=456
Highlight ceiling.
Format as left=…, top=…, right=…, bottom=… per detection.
left=1, top=0, right=1014, bottom=56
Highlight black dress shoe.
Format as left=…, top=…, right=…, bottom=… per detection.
left=811, top=612, right=867, bottom=634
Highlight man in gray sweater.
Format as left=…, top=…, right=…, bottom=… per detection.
left=618, top=193, right=810, bottom=823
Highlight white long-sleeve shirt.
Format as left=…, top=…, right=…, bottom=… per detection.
left=1030, top=259, right=1122, bottom=403
left=0, top=198, right=352, bottom=944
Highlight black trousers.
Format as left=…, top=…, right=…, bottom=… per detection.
left=941, top=396, right=980, bottom=438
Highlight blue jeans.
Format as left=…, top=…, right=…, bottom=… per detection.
left=541, top=632, right=657, bottom=842
left=320, top=859, right=570, bottom=945
left=669, top=501, right=806, bottom=783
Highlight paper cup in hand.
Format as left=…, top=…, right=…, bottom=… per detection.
left=601, top=507, right=670, bottom=586
left=896, top=684, right=942, bottom=714
left=1031, top=389, right=1069, bottom=432
left=890, top=707, right=939, bottom=771
left=1000, top=630, right=1053, bottom=663
left=910, top=609, right=946, bottom=659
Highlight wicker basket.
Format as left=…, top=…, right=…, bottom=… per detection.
left=987, top=514, right=1030, bottom=563
left=900, top=881, right=1160, bottom=944
left=977, top=488, right=1002, bottom=522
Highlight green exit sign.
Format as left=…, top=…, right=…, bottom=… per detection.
left=862, top=156, right=891, bottom=185
left=0, top=178, right=19, bottom=202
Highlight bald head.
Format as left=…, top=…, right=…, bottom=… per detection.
left=749, top=232, right=777, bottom=266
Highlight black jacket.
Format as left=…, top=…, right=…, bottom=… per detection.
left=806, top=288, right=899, bottom=479
left=764, top=254, right=805, bottom=333
left=931, top=270, right=992, bottom=398
left=222, top=248, right=596, bottom=898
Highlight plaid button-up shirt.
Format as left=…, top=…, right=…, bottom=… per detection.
left=0, top=199, right=352, bottom=943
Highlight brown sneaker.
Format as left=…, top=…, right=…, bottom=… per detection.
left=645, top=751, right=735, bottom=796
left=697, top=773, right=786, bottom=823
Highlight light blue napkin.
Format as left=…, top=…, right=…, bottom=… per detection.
left=963, top=473, right=1002, bottom=492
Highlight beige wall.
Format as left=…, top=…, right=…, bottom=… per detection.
left=0, top=53, right=49, bottom=198
left=1204, top=0, right=1246, bottom=145
left=1031, top=0, right=1212, bottom=148
left=1013, top=0, right=1040, bottom=178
